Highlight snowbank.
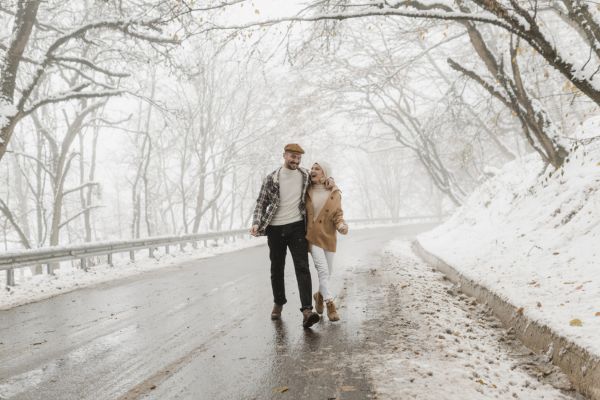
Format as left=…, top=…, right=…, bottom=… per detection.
left=418, top=117, right=600, bottom=357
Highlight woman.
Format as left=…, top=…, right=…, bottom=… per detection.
left=305, top=161, right=348, bottom=322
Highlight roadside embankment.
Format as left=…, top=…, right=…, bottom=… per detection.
left=415, top=117, right=600, bottom=399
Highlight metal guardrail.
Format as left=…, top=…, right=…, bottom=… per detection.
left=0, top=216, right=446, bottom=286
left=348, top=216, right=445, bottom=224
left=0, top=229, right=248, bottom=286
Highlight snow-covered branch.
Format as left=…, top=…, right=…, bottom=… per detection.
left=23, top=89, right=123, bottom=117
left=50, top=56, right=130, bottom=78
left=62, top=182, right=100, bottom=197
left=6, top=151, right=56, bottom=179
left=58, top=205, right=103, bottom=229
left=201, top=8, right=515, bottom=35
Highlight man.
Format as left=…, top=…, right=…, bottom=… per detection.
left=250, top=144, right=320, bottom=329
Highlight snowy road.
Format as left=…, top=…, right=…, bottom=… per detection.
left=0, top=225, right=582, bottom=399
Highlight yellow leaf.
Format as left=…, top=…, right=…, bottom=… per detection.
left=340, top=386, right=357, bottom=392
left=570, top=318, right=583, bottom=327
left=272, top=386, right=289, bottom=393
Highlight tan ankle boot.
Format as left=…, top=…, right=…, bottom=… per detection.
left=326, top=300, right=340, bottom=321
left=313, top=292, right=324, bottom=314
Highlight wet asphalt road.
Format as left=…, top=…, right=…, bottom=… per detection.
left=0, top=225, right=433, bottom=400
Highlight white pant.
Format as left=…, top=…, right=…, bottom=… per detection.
left=310, top=245, right=335, bottom=301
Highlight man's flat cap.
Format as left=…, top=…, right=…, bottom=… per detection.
left=284, top=143, right=305, bottom=154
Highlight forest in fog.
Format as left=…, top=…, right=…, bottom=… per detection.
left=1, top=0, right=598, bottom=252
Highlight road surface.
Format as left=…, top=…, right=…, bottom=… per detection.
left=0, top=225, right=582, bottom=399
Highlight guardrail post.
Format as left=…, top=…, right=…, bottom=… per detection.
left=193, top=241, right=198, bottom=249
left=107, top=253, right=113, bottom=267
left=149, top=247, right=154, bottom=258
left=81, top=258, right=88, bottom=272
left=129, top=250, right=135, bottom=262
left=6, top=269, right=15, bottom=286
left=165, top=245, right=170, bottom=254
left=179, top=242, right=185, bottom=251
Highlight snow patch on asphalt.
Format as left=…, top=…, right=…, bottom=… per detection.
left=358, top=240, right=580, bottom=400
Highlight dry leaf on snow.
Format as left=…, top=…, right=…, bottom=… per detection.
left=516, top=307, right=524, bottom=315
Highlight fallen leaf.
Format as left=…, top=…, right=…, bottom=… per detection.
left=595, top=312, right=600, bottom=317
left=516, top=307, right=524, bottom=315
left=340, top=386, right=357, bottom=392
left=570, top=318, right=583, bottom=327
left=575, top=284, right=584, bottom=290
left=536, top=302, right=542, bottom=308
left=553, top=252, right=560, bottom=255
left=272, top=386, right=289, bottom=393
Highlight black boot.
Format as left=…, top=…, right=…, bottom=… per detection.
left=302, top=309, right=319, bottom=328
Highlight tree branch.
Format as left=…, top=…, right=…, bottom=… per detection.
left=50, top=56, right=130, bottom=78
left=58, top=205, right=103, bottom=229
left=23, top=89, right=123, bottom=117
left=62, top=182, right=99, bottom=197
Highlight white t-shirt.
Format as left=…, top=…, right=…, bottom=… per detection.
left=270, top=167, right=303, bottom=226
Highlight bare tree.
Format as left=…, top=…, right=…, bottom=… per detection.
left=0, top=1, right=181, bottom=163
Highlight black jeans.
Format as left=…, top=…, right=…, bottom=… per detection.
left=266, top=220, right=313, bottom=311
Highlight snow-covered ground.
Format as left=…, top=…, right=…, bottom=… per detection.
left=0, top=237, right=266, bottom=311
left=357, top=241, right=579, bottom=399
left=418, top=117, right=600, bottom=358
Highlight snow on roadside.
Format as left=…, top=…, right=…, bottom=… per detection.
left=358, top=240, right=579, bottom=400
left=418, top=117, right=600, bottom=357
left=0, top=237, right=266, bottom=310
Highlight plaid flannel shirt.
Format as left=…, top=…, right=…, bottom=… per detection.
left=252, top=167, right=311, bottom=236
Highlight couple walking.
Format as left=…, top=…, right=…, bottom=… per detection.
left=250, top=144, right=348, bottom=329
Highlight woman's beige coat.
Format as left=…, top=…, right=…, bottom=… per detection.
left=305, top=185, right=346, bottom=252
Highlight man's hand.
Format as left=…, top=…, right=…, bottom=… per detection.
left=249, top=225, right=259, bottom=237
left=324, top=177, right=335, bottom=189
left=337, top=223, right=348, bottom=235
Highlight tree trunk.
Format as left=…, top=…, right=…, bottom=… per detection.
left=0, top=0, right=42, bottom=162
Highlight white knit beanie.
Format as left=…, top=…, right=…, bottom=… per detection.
left=314, top=161, right=332, bottom=179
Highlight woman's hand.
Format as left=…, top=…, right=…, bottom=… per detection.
left=337, top=223, right=348, bottom=235
left=324, top=177, right=335, bottom=189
